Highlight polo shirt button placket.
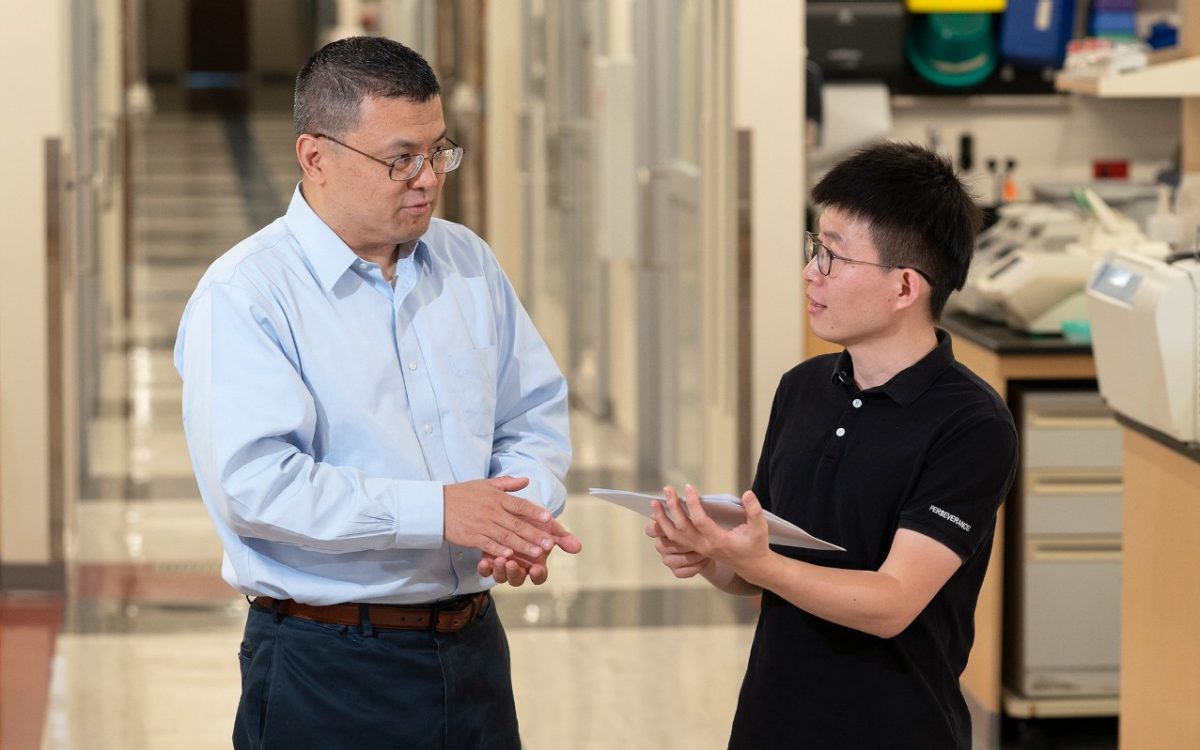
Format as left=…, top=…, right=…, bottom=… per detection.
left=852, top=398, right=863, bottom=408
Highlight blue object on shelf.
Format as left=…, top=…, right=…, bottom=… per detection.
left=1090, top=10, right=1137, bottom=36
left=1000, top=0, right=1077, bottom=66
left=1146, top=21, right=1179, bottom=49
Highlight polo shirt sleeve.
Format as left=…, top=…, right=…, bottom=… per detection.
left=897, top=409, right=1018, bottom=561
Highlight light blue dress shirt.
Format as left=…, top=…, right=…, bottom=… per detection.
left=175, top=187, right=571, bottom=605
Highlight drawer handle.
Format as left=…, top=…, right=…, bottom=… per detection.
left=1026, top=414, right=1119, bottom=430
left=1028, top=539, right=1123, bottom=562
left=1029, top=477, right=1123, bottom=495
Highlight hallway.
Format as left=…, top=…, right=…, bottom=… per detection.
left=17, top=93, right=757, bottom=750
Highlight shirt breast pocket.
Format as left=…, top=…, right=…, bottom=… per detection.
left=449, top=345, right=499, bottom=436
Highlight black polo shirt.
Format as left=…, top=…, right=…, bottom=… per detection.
left=728, top=331, right=1017, bottom=750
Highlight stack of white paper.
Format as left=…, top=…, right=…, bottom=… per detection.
left=588, top=488, right=845, bottom=552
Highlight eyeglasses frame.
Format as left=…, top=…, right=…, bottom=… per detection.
left=309, top=133, right=464, bottom=181
left=804, top=231, right=934, bottom=287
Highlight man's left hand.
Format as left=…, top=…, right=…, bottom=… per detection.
left=477, top=515, right=581, bottom=586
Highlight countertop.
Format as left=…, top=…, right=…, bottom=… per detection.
left=941, top=311, right=1093, bottom=356
left=1115, top=413, right=1200, bottom=465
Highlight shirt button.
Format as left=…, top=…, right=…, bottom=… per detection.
left=852, top=398, right=863, bottom=408
left=423, top=424, right=433, bottom=435
left=835, top=427, right=846, bottom=437
left=408, top=361, right=418, bottom=371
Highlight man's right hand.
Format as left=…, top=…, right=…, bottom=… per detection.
left=444, top=476, right=559, bottom=560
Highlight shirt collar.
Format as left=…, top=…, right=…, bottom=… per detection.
left=283, top=185, right=432, bottom=292
left=830, top=329, right=955, bottom=406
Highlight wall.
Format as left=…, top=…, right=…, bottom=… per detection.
left=146, top=0, right=318, bottom=84
left=145, top=0, right=186, bottom=82
left=251, top=0, right=319, bottom=81
left=734, top=0, right=805, bottom=453
left=0, top=1, right=66, bottom=584
left=889, top=97, right=1179, bottom=206
left=483, top=0, right=523, bottom=289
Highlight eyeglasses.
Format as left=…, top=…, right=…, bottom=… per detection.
left=804, top=231, right=934, bottom=286
left=311, top=133, right=464, bottom=181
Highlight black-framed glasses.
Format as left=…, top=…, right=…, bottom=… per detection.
left=311, top=133, right=464, bottom=181
left=804, top=231, right=934, bottom=286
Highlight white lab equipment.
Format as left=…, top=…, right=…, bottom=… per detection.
left=953, top=203, right=1083, bottom=322
left=975, top=248, right=1094, bottom=334
left=1086, top=250, right=1200, bottom=444
left=961, top=190, right=1170, bottom=334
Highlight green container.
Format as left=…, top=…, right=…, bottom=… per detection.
left=906, top=13, right=997, bottom=88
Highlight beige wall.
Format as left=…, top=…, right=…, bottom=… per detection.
left=734, top=0, right=805, bottom=453
left=889, top=97, right=1179, bottom=204
left=0, top=1, right=66, bottom=567
left=484, top=0, right=522, bottom=289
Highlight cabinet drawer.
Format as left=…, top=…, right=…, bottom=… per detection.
left=1024, top=471, right=1123, bottom=535
left=1017, top=537, right=1122, bottom=698
left=1023, top=393, right=1122, bottom=470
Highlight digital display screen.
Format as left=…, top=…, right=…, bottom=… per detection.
left=1104, top=267, right=1133, bottom=288
left=1089, top=261, right=1142, bottom=303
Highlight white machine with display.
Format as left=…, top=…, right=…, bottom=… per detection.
left=955, top=190, right=1171, bottom=334
left=953, top=203, right=1083, bottom=323
left=973, top=248, right=1095, bottom=334
left=1086, top=250, right=1200, bottom=444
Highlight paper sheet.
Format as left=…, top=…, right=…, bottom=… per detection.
left=588, top=488, right=845, bottom=552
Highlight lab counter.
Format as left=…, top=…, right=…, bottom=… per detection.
left=942, top=311, right=1092, bottom=356
left=1114, top=412, right=1200, bottom=464
left=947, top=311, right=1200, bottom=749
left=1114, top=414, right=1200, bottom=749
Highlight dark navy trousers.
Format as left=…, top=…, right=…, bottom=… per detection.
left=233, top=595, right=520, bottom=750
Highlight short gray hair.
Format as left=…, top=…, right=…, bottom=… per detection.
left=294, top=36, right=440, bottom=137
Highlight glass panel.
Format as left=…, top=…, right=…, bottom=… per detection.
left=660, top=0, right=704, bottom=484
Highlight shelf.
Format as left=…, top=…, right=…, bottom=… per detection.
left=1055, top=54, right=1200, bottom=98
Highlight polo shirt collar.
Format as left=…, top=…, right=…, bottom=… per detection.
left=283, top=185, right=432, bottom=292
left=831, top=329, right=955, bottom=406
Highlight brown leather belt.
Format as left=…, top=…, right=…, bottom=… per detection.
left=251, top=591, right=490, bottom=634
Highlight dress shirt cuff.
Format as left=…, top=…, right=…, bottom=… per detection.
left=389, top=480, right=446, bottom=548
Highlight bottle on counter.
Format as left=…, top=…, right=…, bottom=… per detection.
left=1145, top=183, right=1181, bottom=249
left=1173, top=173, right=1200, bottom=251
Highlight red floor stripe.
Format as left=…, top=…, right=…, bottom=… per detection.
left=0, top=597, right=64, bottom=750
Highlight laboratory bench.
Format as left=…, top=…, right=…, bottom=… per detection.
left=1111, top=414, right=1200, bottom=750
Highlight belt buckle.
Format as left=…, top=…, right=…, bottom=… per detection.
left=429, top=593, right=480, bottom=634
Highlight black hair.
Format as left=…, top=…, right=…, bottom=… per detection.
left=294, top=36, right=441, bottom=137
left=811, top=141, right=982, bottom=320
